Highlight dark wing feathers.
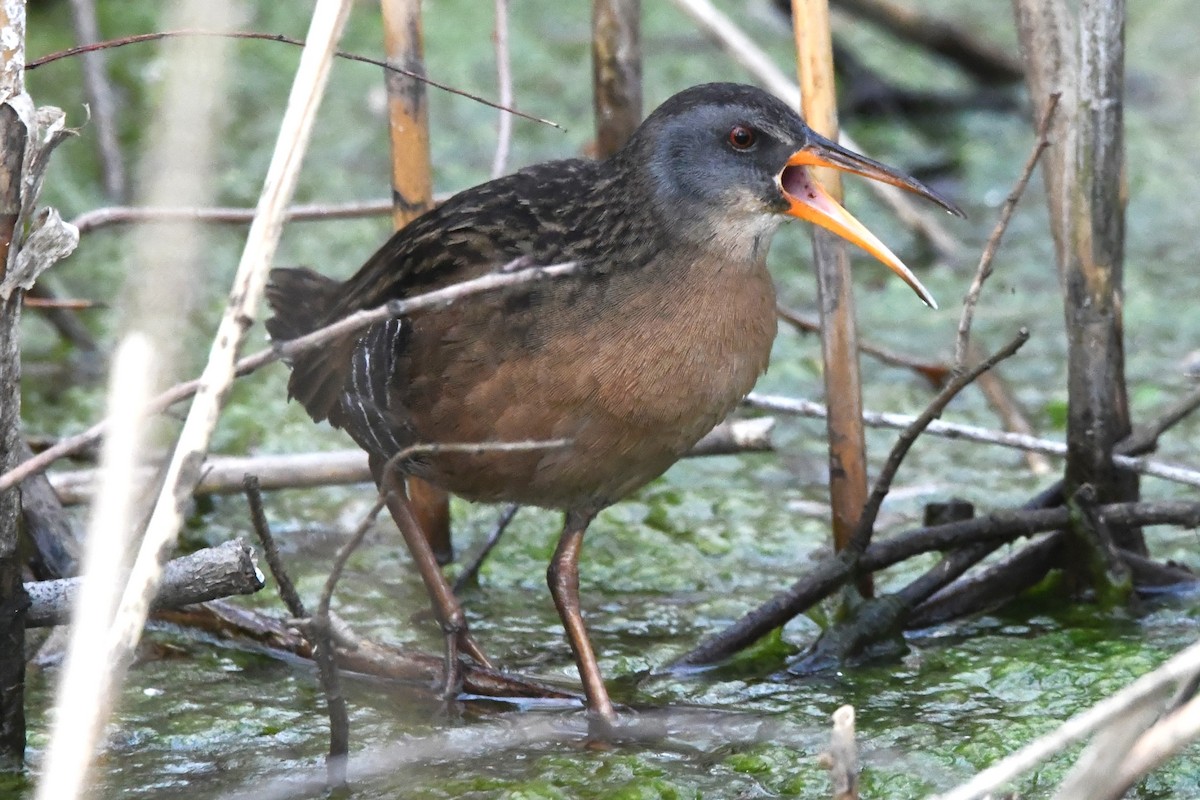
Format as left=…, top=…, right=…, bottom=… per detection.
left=265, top=156, right=648, bottom=441
left=264, top=266, right=348, bottom=422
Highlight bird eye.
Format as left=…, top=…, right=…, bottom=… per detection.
left=728, top=125, right=757, bottom=150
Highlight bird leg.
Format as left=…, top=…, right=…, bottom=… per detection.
left=547, top=510, right=618, bottom=732
left=406, top=476, right=454, bottom=565
left=379, top=469, right=493, bottom=697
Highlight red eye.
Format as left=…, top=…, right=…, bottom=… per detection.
left=728, top=125, right=756, bottom=150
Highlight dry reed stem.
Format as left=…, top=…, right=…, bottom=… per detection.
left=93, top=0, right=351, bottom=773
left=33, top=336, right=154, bottom=798
left=825, top=705, right=859, bottom=800
left=491, top=0, right=513, bottom=178
left=793, top=0, right=871, bottom=593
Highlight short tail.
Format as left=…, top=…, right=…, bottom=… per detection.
left=265, top=267, right=351, bottom=424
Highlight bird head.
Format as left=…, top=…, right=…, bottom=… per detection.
left=628, top=83, right=963, bottom=308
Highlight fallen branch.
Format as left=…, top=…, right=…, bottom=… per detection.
left=154, top=598, right=581, bottom=702
left=25, top=539, right=264, bottom=628
left=670, top=500, right=1200, bottom=668
left=45, top=416, right=774, bottom=506
left=909, top=383, right=1200, bottom=623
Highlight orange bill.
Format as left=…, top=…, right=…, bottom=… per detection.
left=778, top=133, right=963, bottom=310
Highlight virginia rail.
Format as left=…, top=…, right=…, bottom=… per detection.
left=266, top=83, right=961, bottom=729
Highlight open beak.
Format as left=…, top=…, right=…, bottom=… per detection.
left=779, top=132, right=963, bottom=309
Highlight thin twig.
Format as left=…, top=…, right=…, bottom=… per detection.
left=490, top=0, right=513, bottom=179
left=780, top=303, right=1051, bottom=474
left=27, top=29, right=562, bottom=130
left=778, top=303, right=949, bottom=386
left=453, top=503, right=519, bottom=594
left=310, top=493, right=386, bottom=791
left=0, top=259, right=582, bottom=492
left=71, top=199, right=410, bottom=234
left=242, top=475, right=307, bottom=618
left=848, top=328, right=1030, bottom=553
left=1120, top=382, right=1200, bottom=455
left=318, top=498, right=387, bottom=625
left=48, top=417, right=772, bottom=505
left=954, top=94, right=1059, bottom=368
left=743, top=393, right=1200, bottom=490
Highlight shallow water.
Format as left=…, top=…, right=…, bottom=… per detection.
left=16, top=0, right=1200, bottom=797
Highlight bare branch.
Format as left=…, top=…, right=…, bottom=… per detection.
left=25, top=539, right=263, bottom=628
left=242, top=476, right=307, bottom=619
left=452, top=504, right=519, bottom=594
left=71, top=199, right=405, bottom=234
